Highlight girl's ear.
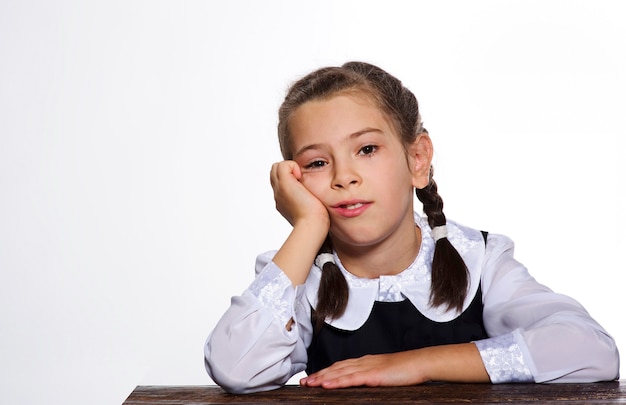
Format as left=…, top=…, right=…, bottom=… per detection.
left=409, top=133, right=434, bottom=189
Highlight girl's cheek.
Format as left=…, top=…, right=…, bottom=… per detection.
left=300, top=176, right=326, bottom=199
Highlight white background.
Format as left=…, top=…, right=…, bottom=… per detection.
left=1, top=1, right=624, bottom=404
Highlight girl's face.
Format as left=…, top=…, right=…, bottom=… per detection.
left=288, top=93, right=430, bottom=255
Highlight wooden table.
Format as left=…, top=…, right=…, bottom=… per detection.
left=124, top=381, right=625, bottom=404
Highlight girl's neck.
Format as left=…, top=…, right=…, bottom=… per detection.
left=333, top=225, right=422, bottom=279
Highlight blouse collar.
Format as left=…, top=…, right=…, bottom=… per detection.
left=304, top=213, right=485, bottom=330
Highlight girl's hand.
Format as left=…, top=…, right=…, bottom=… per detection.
left=300, top=352, right=424, bottom=389
left=270, top=160, right=329, bottom=229
left=270, top=160, right=331, bottom=286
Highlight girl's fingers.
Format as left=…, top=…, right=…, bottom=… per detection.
left=270, top=160, right=300, bottom=187
left=301, top=359, right=360, bottom=387
left=270, top=160, right=328, bottom=227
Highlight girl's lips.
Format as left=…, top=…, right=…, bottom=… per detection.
left=331, top=201, right=372, bottom=218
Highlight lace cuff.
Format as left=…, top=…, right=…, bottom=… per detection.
left=474, top=329, right=535, bottom=383
left=248, top=261, right=296, bottom=325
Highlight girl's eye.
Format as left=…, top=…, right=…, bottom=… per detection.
left=359, top=145, right=377, bottom=155
left=304, top=160, right=327, bottom=169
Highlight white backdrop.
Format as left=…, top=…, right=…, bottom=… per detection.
left=1, top=1, right=624, bottom=404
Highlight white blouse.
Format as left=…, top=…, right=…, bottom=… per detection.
left=204, top=214, right=619, bottom=394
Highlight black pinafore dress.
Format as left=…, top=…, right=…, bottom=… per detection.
left=306, top=232, right=489, bottom=374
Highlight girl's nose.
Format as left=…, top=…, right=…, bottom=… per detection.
left=332, top=162, right=361, bottom=189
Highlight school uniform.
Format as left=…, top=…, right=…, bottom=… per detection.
left=204, top=213, right=619, bottom=393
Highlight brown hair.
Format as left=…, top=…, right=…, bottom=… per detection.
left=277, top=62, right=469, bottom=329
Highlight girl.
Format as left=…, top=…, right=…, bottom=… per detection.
left=204, top=61, right=619, bottom=394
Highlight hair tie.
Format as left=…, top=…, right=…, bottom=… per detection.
left=315, top=253, right=335, bottom=269
left=431, top=225, right=448, bottom=242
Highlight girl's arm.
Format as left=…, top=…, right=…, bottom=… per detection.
left=205, top=161, right=330, bottom=393
left=204, top=253, right=313, bottom=393
left=301, top=342, right=489, bottom=388
left=477, top=233, right=619, bottom=383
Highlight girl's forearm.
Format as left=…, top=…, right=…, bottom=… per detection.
left=411, top=343, right=490, bottom=383
left=302, top=342, right=490, bottom=388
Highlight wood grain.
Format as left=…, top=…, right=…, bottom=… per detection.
left=124, top=381, right=625, bottom=404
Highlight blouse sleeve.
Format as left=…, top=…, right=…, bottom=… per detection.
left=204, top=251, right=313, bottom=393
left=476, top=233, right=620, bottom=383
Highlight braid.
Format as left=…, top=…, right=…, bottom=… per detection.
left=312, top=237, right=349, bottom=331
left=416, top=168, right=469, bottom=312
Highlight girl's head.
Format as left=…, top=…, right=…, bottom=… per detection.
left=277, top=62, right=469, bottom=326
left=278, top=62, right=427, bottom=161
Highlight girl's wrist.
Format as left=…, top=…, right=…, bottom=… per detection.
left=274, top=221, right=328, bottom=286
left=293, top=215, right=329, bottom=237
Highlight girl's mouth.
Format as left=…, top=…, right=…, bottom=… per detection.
left=332, top=201, right=371, bottom=218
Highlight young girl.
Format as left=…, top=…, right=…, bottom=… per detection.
left=204, top=61, right=620, bottom=394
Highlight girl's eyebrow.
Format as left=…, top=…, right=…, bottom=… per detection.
left=293, top=127, right=383, bottom=158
